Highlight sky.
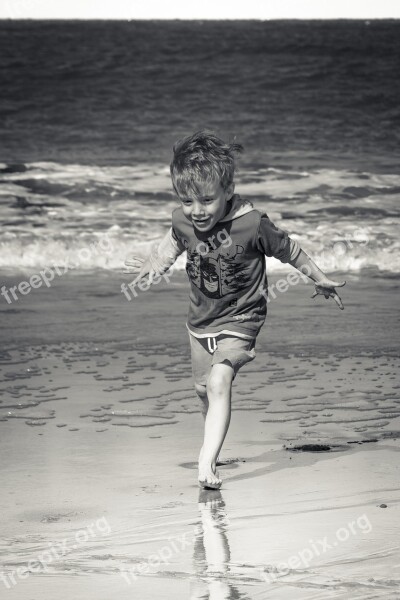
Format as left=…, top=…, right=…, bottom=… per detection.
left=1, top=0, right=399, bottom=20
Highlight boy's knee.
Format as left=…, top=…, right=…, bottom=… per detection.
left=207, top=363, right=234, bottom=397
left=195, top=383, right=207, bottom=399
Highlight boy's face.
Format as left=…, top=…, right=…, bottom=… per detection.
left=178, top=179, right=234, bottom=232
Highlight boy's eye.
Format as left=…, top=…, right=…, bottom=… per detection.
left=203, top=198, right=213, bottom=204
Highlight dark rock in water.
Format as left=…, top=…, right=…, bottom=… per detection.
left=286, top=443, right=348, bottom=453
left=379, top=503, right=388, bottom=508
left=347, top=439, right=378, bottom=445
left=0, top=163, right=28, bottom=174
left=289, top=444, right=332, bottom=452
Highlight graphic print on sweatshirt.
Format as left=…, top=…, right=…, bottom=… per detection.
left=186, top=244, right=250, bottom=299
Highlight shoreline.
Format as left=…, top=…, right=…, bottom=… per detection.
left=0, top=270, right=398, bottom=351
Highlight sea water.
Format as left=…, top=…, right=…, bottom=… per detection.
left=1, top=20, right=399, bottom=274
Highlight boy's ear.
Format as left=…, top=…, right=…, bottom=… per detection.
left=226, top=182, right=235, bottom=197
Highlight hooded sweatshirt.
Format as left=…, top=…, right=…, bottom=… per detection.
left=148, top=195, right=300, bottom=339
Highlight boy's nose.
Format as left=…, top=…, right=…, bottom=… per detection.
left=192, top=202, right=205, bottom=217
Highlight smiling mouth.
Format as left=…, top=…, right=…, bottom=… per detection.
left=193, top=217, right=210, bottom=225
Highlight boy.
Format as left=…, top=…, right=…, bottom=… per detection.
left=125, top=131, right=345, bottom=490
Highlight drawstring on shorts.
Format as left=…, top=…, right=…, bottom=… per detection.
left=207, top=337, right=218, bottom=354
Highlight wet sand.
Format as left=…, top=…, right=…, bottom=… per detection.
left=0, top=270, right=399, bottom=599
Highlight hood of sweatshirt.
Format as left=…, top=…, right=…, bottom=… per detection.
left=220, top=194, right=255, bottom=222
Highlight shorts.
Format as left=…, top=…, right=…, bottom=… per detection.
left=189, top=333, right=256, bottom=387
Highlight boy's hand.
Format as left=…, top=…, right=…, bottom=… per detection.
left=123, top=256, right=153, bottom=286
left=311, top=279, right=346, bottom=310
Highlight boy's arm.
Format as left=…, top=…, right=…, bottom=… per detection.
left=257, top=214, right=345, bottom=310
left=124, top=227, right=184, bottom=286
left=288, top=248, right=346, bottom=310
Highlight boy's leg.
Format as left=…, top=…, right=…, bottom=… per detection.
left=198, top=362, right=234, bottom=489
left=195, top=383, right=209, bottom=420
left=195, top=384, right=209, bottom=468
left=190, top=335, right=212, bottom=468
left=196, top=384, right=226, bottom=470
left=190, top=333, right=255, bottom=489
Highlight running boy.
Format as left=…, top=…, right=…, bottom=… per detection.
left=125, top=131, right=345, bottom=489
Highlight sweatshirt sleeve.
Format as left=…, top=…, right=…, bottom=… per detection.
left=256, top=214, right=301, bottom=263
left=148, top=227, right=185, bottom=275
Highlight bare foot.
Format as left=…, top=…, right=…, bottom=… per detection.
left=198, top=462, right=222, bottom=489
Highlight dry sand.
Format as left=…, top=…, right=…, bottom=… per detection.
left=0, top=270, right=399, bottom=599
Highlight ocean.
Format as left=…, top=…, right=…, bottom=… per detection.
left=0, top=19, right=399, bottom=274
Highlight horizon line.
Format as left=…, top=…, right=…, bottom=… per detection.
left=1, top=16, right=399, bottom=21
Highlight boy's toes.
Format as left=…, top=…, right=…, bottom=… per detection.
left=199, top=479, right=222, bottom=490
left=198, top=468, right=222, bottom=490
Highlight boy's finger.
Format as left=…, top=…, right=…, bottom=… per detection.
left=123, top=269, right=146, bottom=276
left=332, top=292, right=344, bottom=310
left=312, top=287, right=344, bottom=309
left=331, top=280, right=346, bottom=288
left=125, top=258, right=144, bottom=267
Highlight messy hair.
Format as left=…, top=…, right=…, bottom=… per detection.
left=170, top=130, right=244, bottom=197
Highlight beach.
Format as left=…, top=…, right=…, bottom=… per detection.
left=0, top=271, right=399, bottom=599
left=1, top=17, right=400, bottom=600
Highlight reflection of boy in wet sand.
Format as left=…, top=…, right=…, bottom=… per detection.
left=190, top=489, right=243, bottom=600
left=125, top=131, right=345, bottom=489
